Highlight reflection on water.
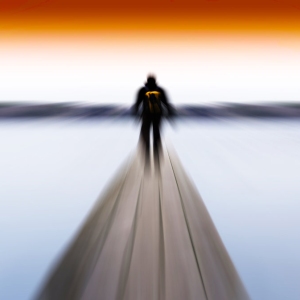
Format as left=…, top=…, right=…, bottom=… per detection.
left=0, top=119, right=300, bottom=300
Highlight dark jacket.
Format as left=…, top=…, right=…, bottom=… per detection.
left=133, top=84, right=175, bottom=118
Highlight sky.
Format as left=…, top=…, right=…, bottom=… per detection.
left=1, top=0, right=300, bottom=104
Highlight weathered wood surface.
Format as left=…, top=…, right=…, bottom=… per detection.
left=36, top=146, right=250, bottom=300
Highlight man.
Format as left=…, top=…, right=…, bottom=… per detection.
left=133, top=75, right=175, bottom=163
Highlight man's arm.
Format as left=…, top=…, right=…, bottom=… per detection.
left=132, top=88, right=144, bottom=116
left=159, top=88, right=176, bottom=117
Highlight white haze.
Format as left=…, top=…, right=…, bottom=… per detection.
left=0, top=36, right=300, bottom=104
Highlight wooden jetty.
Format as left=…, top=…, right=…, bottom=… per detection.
left=35, top=145, right=250, bottom=300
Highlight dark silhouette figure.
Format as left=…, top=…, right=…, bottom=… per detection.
left=133, top=75, right=175, bottom=164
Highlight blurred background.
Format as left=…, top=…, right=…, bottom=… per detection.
left=1, top=0, right=300, bottom=299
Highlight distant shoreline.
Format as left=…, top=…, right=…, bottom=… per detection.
left=1, top=102, right=300, bottom=119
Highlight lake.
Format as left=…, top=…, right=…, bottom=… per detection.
left=0, top=118, right=299, bottom=300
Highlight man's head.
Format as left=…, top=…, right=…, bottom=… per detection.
left=146, top=75, right=157, bottom=89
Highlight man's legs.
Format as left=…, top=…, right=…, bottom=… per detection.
left=140, top=115, right=151, bottom=163
left=153, top=115, right=162, bottom=162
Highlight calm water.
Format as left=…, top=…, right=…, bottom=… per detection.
left=1, top=119, right=300, bottom=300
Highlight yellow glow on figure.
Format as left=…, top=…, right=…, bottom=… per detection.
left=145, top=91, right=161, bottom=113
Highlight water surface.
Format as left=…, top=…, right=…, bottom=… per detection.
left=0, top=119, right=299, bottom=300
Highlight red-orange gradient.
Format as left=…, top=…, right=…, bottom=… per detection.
left=1, top=0, right=300, bottom=33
